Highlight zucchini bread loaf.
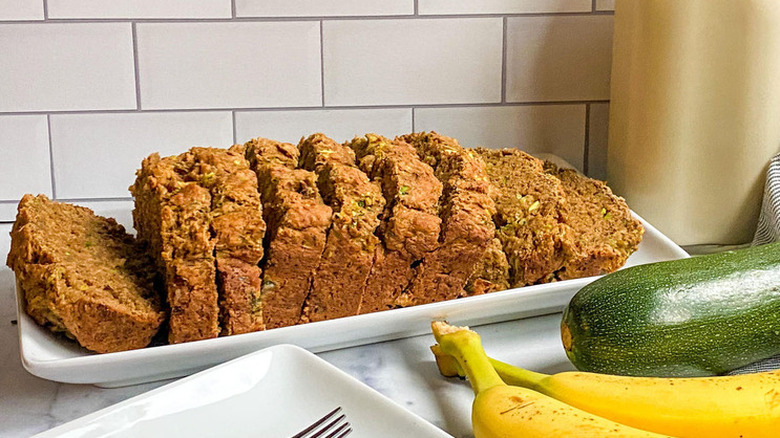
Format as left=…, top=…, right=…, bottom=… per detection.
left=9, top=131, right=645, bottom=353
left=6, top=194, right=165, bottom=353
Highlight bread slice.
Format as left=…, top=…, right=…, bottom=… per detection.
left=401, top=132, right=496, bottom=304
left=465, top=237, right=511, bottom=295
left=6, top=194, right=165, bottom=353
left=348, top=134, right=443, bottom=312
left=131, top=151, right=220, bottom=344
left=544, top=162, right=644, bottom=279
left=298, top=133, right=384, bottom=322
left=475, top=148, right=572, bottom=287
left=190, top=147, right=266, bottom=335
left=244, top=137, right=332, bottom=328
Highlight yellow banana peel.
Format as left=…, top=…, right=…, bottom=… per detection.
left=431, top=321, right=672, bottom=438
left=431, top=322, right=780, bottom=438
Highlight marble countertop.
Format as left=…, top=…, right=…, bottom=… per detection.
left=0, top=222, right=574, bottom=438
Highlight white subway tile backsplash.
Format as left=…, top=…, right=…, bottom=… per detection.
left=506, top=15, right=613, bottom=102
left=137, top=22, right=322, bottom=110
left=595, top=0, right=615, bottom=11
left=587, top=102, right=609, bottom=180
left=49, top=112, right=233, bottom=199
left=0, top=4, right=613, bottom=213
left=236, top=108, right=412, bottom=144
left=0, top=115, right=51, bottom=201
left=0, top=202, right=18, bottom=222
left=0, top=0, right=43, bottom=20
left=47, top=0, right=231, bottom=19
left=0, top=23, right=136, bottom=112
left=418, top=0, right=591, bottom=15
left=0, top=223, right=10, bottom=259
left=414, top=104, right=586, bottom=170
left=323, top=18, right=503, bottom=106
left=236, top=0, right=412, bottom=18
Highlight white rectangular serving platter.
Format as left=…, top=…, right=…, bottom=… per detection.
left=17, top=214, right=688, bottom=387
left=33, top=344, right=454, bottom=438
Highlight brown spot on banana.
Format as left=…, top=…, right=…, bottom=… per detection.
left=766, top=388, right=780, bottom=410
left=500, top=396, right=535, bottom=415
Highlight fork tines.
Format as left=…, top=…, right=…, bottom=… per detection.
left=292, top=406, right=352, bottom=438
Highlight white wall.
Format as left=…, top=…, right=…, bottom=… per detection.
left=0, top=0, right=615, bottom=224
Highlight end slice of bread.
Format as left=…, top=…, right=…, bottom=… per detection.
left=476, top=148, right=571, bottom=287
left=544, top=162, right=644, bottom=279
left=6, top=194, right=165, bottom=353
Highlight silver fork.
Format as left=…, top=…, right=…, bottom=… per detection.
left=291, top=406, right=352, bottom=438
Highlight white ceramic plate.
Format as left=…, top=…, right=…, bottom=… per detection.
left=32, top=344, right=453, bottom=438
left=16, top=214, right=688, bottom=387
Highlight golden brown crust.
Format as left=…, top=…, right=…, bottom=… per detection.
left=244, top=137, right=300, bottom=169
left=298, top=133, right=356, bottom=171
left=6, top=194, right=165, bottom=353
left=131, top=152, right=220, bottom=344
left=298, top=134, right=384, bottom=322
left=348, top=133, right=443, bottom=313
left=189, top=147, right=266, bottom=335
left=401, top=132, right=496, bottom=305
left=245, top=137, right=332, bottom=328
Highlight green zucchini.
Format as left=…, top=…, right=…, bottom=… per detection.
left=561, top=242, right=780, bottom=377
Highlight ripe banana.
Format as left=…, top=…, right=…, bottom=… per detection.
left=431, top=321, right=672, bottom=438
left=431, top=324, right=780, bottom=438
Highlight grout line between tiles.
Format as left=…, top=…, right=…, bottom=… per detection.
left=592, top=0, right=598, bottom=13
left=0, top=100, right=610, bottom=117
left=320, top=20, right=325, bottom=107
left=231, top=0, right=237, bottom=19
left=501, top=17, right=507, bottom=104
left=41, top=0, right=48, bottom=20
left=60, top=197, right=134, bottom=202
left=411, top=107, right=416, bottom=132
left=232, top=111, right=237, bottom=144
left=414, top=0, right=419, bottom=15
left=0, top=11, right=612, bottom=25
left=131, top=22, right=141, bottom=110
left=46, top=114, right=57, bottom=199
left=15, top=197, right=134, bottom=203
left=583, top=103, right=591, bottom=176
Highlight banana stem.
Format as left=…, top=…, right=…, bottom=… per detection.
left=490, top=358, right=547, bottom=390
left=432, top=321, right=506, bottom=395
left=431, top=335, right=548, bottom=390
